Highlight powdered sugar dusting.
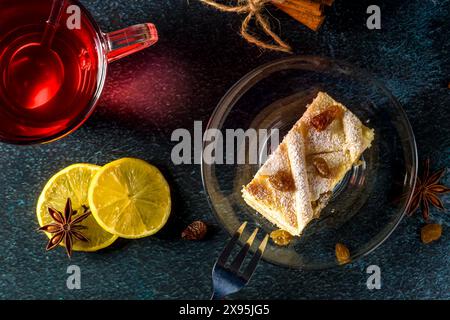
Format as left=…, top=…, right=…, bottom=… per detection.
left=242, top=91, right=375, bottom=236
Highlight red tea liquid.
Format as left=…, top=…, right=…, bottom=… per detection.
left=0, top=0, right=102, bottom=143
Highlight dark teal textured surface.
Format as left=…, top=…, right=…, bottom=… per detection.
left=0, top=0, right=449, bottom=299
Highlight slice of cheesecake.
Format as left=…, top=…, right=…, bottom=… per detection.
left=242, top=92, right=374, bottom=236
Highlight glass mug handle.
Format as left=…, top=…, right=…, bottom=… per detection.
left=104, top=23, right=158, bottom=63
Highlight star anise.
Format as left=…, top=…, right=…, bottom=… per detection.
left=407, top=159, right=450, bottom=220
left=38, top=198, right=90, bottom=258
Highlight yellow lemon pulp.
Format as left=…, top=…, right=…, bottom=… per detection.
left=88, top=158, right=171, bottom=239
left=37, top=164, right=118, bottom=252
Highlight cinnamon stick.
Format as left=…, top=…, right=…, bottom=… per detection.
left=274, top=2, right=325, bottom=31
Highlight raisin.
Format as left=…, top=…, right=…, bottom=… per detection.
left=421, top=223, right=442, bottom=244
left=270, top=229, right=293, bottom=246
left=335, top=243, right=351, bottom=264
left=313, top=157, right=332, bottom=178
left=268, top=171, right=296, bottom=192
left=310, top=105, right=341, bottom=131
left=181, top=221, right=208, bottom=240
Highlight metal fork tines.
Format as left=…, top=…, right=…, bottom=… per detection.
left=211, top=222, right=269, bottom=300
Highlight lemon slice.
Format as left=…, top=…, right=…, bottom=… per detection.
left=88, top=158, right=171, bottom=239
left=37, top=164, right=118, bottom=252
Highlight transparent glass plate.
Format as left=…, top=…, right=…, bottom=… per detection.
left=202, top=56, right=417, bottom=270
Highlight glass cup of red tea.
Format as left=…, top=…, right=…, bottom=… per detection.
left=0, top=0, right=158, bottom=144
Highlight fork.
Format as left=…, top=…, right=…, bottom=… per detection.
left=211, top=222, right=269, bottom=300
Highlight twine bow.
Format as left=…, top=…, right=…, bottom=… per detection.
left=200, top=0, right=292, bottom=53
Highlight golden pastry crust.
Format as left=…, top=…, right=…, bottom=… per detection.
left=242, top=92, right=374, bottom=236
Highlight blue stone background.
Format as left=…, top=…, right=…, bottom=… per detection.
left=0, top=0, right=449, bottom=299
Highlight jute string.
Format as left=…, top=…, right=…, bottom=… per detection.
left=199, top=0, right=292, bottom=53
